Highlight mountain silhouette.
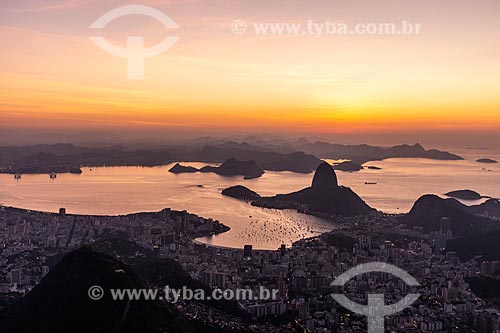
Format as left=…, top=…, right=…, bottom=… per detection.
left=294, top=142, right=463, bottom=164
left=477, top=158, right=498, bottom=164
left=199, top=157, right=264, bottom=179
left=0, top=246, right=194, bottom=333
left=402, top=195, right=494, bottom=236
left=222, top=185, right=261, bottom=200
left=444, top=189, right=483, bottom=200
left=311, top=161, right=338, bottom=189
left=169, top=162, right=198, bottom=173
left=332, top=161, right=364, bottom=172
left=252, top=162, right=373, bottom=216
left=168, top=158, right=264, bottom=179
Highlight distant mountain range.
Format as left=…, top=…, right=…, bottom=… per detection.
left=292, top=142, right=463, bottom=164
left=178, top=145, right=322, bottom=173
left=0, top=144, right=175, bottom=174
left=0, top=139, right=463, bottom=175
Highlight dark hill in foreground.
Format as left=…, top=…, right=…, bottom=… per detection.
left=444, top=189, right=483, bottom=200
left=447, top=230, right=500, bottom=261
left=134, top=258, right=249, bottom=319
left=0, top=246, right=194, bottom=333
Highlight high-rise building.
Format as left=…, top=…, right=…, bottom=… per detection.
left=243, top=244, right=253, bottom=258
left=280, top=244, right=287, bottom=257
left=200, top=271, right=213, bottom=287
left=8, top=268, right=22, bottom=284
left=439, top=217, right=451, bottom=233
left=214, top=272, right=226, bottom=288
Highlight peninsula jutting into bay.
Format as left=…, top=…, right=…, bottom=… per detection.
left=222, top=162, right=374, bottom=217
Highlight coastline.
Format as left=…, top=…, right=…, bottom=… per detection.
left=0, top=204, right=230, bottom=242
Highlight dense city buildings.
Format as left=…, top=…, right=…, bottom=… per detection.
left=1, top=206, right=500, bottom=332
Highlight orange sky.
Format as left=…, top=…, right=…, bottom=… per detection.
left=1, top=0, right=499, bottom=136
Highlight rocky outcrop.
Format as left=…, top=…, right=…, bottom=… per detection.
left=221, top=185, right=261, bottom=200
left=168, top=163, right=199, bottom=173
left=168, top=158, right=264, bottom=179
left=445, top=190, right=484, bottom=201
left=477, top=158, right=498, bottom=164
left=311, top=162, right=338, bottom=189
left=402, top=195, right=494, bottom=236
left=332, top=161, right=364, bottom=172
left=252, top=162, right=373, bottom=217
left=199, top=157, right=264, bottom=179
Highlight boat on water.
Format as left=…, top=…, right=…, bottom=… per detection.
left=364, top=182, right=377, bottom=185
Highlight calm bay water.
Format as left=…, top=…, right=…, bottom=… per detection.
left=0, top=148, right=499, bottom=249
